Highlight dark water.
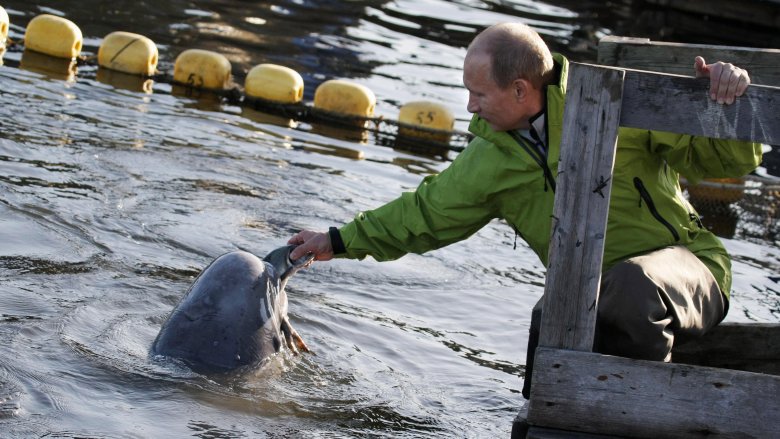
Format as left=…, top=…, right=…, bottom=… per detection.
left=1, top=1, right=778, bottom=437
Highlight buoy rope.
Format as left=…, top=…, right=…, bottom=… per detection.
left=3, top=36, right=472, bottom=155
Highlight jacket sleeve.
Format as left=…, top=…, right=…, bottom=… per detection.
left=337, top=144, right=499, bottom=261
left=649, top=130, right=762, bottom=184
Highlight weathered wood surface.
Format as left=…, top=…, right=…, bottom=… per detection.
left=538, top=64, right=623, bottom=351
left=527, top=347, right=780, bottom=439
left=618, top=67, right=780, bottom=144
left=598, top=36, right=780, bottom=86
left=673, top=322, right=780, bottom=375
left=527, top=426, right=625, bottom=439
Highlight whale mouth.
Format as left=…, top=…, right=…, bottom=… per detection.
left=288, top=251, right=315, bottom=268
left=277, top=245, right=314, bottom=281
left=285, top=251, right=314, bottom=279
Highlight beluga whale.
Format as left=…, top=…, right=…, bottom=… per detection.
left=151, top=245, right=313, bottom=373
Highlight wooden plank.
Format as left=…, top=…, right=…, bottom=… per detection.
left=538, top=64, right=624, bottom=351
left=617, top=67, right=780, bottom=144
left=527, top=426, right=624, bottom=439
left=598, top=36, right=780, bottom=86
left=672, top=322, right=780, bottom=375
left=527, top=347, right=780, bottom=438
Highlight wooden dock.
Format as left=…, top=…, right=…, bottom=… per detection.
left=513, top=38, right=780, bottom=438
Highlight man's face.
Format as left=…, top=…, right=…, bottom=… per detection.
left=463, top=52, right=528, bottom=132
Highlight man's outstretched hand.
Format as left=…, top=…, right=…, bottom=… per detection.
left=288, top=230, right=334, bottom=261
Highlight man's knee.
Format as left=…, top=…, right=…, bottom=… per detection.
left=596, top=260, right=674, bottom=361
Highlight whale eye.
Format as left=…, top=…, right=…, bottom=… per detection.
left=272, top=335, right=281, bottom=352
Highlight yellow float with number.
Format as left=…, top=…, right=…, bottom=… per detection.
left=398, top=100, right=455, bottom=144
left=173, top=49, right=232, bottom=90
left=245, top=64, right=304, bottom=104
left=1, top=6, right=9, bottom=45
left=313, top=79, right=376, bottom=118
left=98, top=31, right=158, bottom=76
left=24, top=14, right=83, bottom=59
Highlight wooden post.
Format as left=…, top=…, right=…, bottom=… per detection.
left=537, top=63, right=623, bottom=351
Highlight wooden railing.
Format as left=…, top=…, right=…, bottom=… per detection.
left=524, top=62, right=780, bottom=438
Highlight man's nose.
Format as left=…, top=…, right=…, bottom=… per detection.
left=466, top=95, right=479, bottom=114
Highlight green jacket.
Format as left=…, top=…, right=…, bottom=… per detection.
left=337, top=54, right=762, bottom=298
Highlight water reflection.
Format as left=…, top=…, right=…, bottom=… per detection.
left=19, top=49, right=77, bottom=81
left=96, top=68, right=154, bottom=93
left=241, top=106, right=297, bottom=129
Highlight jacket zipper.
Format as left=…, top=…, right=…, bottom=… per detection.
left=509, top=131, right=556, bottom=193
left=689, top=212, right=704, bottom=229
left=633, top=177, right=680, bottom=242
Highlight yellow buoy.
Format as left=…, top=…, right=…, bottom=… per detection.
left=687, top=177, right=745, bottom=205
left=245, top=64, right=304, bottom=104
left=173, top=49, right=232, bottom=90
left=98, top=31, right=158, bottom=76
left=398, top=100, right=455, bottom=143
left=24, top=14, right=83, bottom=59
left=313, top=79, right=376, bottom=118
left=399, top=101, right=455, bottom=131
left=1, top=6, right=9, bottom=45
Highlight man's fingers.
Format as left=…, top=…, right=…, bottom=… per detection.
left=725, top=71, right=744, bottom=104
left=288, top=230, right=314, bottom=245
left=693, top=56, right=708, bottom=78
left=288, top=230, right=334, bottom=261
left=703, top=61, right=750, bottom=105
left=287, top=235, right=302, bottom=245
left=716, top=64, right=734, bottom=103
left=735, top=72, right=750, bottom=97
left=290, top=243, right=308, bottom=260
left=708, top=62, right=723, bottom=101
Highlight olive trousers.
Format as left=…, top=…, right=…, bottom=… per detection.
left=521, top=245, right=726, bottom=399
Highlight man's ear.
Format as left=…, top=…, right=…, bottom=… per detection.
left=512, top=78, right=532, bottom=102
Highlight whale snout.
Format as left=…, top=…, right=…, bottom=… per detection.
left=264, top=244, right=313, bottom=282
